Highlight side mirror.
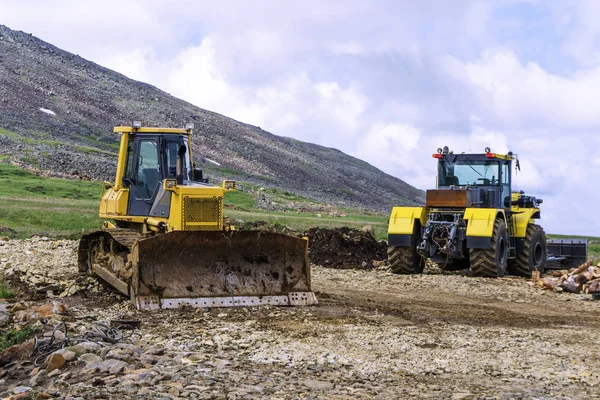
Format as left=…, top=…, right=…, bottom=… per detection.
left=193, top=168, right=208, bottom=183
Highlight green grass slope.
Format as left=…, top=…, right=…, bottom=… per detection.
left=0, top=164, right=387, bottom=239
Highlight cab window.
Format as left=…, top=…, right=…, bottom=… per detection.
left=134, top=139, right=159, bottom=199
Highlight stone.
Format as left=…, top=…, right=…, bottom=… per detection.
left=184, top=385, right=211, bottom=393
left=79, top=353, right=103, bottom=364
left=129, top=368, right=158, bottom=382
left=451, top=393, right=474, bottom=400
left=106, top=349, right=132, bottom=361
left=45, top=353, right=65, bottom=372
left=29, top=369, right=48, bottom=386
left=97, top=359, right=128, bottom=374
left=72, top=341, right=101, bottom=355
left=302, top=379, right=334, bottom=391
left=13, top=386, right=32, bottom=394
left=0, top=308, right=11, bottom=328
left=9, top=303, right=25, bottom=313
left=54, top=349, right=76, bottom=362
left=47, top=369, right=62, bottom=378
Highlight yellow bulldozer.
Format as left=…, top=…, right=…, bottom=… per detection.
left=78, top=122, right=317, bottom=310
left=387, top=146, right=548, bottom=277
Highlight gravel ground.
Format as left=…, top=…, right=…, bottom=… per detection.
left=1, top=238, right=600, bottom=399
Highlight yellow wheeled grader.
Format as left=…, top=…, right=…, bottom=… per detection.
left=79, top=122, right=317, bottom=309
left=387, top=146, right=549, bottom=277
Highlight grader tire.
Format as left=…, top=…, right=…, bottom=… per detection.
left=388, top=224, right=424, bottom=274
left=511, top=224, right=547, bottom=277
left=469, top=219, right=508, bottom=278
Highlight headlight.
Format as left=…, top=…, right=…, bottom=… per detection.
left=222, top=180, right=236, bottom=191
left=132, top=120, right=142, bottom=128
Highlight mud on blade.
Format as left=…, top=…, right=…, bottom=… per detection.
left=131, top=231, right=317, bottom=309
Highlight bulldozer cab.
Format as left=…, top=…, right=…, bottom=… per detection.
left=435, top=151, right=512, bottom=209
left=123, top=133, right=194, bottom=216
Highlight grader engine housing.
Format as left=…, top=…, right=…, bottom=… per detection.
left=387, top=147, right=553, bottom=278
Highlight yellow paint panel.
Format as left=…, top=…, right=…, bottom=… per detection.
left=465, top=208, right=503, bottom=237
left=113, top=126, right=189, bottom=134
left=511, top=207, right=540, bottom=238
left=99, top=188, right=129, bottom=217
left=388, top=207, right=428, bottom=235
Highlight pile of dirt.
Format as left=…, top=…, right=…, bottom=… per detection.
left=231, top=221, right=387, bottom=269
left=236, top=220, right=300, bottom=236
left=306, top=227, right=387, bottom=269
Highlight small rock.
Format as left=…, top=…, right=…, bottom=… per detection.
left=29, top=370, right=47, bottom=386
left=54, top=349, right=76, bottom=362
left=452, top=393, right=473, bottom=400
left=101, top=359, right=128, bottom=374
left=13, top=386, right=32, bottom=394
left=9, top=303, right=25, bottom=313
left=184, top=385, right=210, bottom=393
left=79, top=353, right=102, bottom=364
left=47, top=369, right=62, bottom=378
left=302, top=379, right=333, bottom=391
left=45, top=353, right=65, bottom=372
left=72, top=341, right=101, bottom=355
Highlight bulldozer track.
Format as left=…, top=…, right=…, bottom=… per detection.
left=78, top=228, right=142, bottom=272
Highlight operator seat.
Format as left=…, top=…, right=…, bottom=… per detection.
left=445, top=175, right=459, bottom=186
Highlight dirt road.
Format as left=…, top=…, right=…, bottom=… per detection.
left=1, top=238, right=600, bottom=399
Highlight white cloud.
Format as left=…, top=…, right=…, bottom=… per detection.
left=167, top=37, right=244, bottom=115
left=97, top=47, right=158, bottom=82
left=326, top=41, right=366, bottom=56
left=3, top=0, right=600, bottom=235
left=356, top=122, right=421, bottom=170
left=444, top=48, right=600, bottom=128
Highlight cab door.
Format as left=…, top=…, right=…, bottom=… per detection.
left=126, top=136, right=162, bottom=216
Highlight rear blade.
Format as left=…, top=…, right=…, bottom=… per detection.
left=546, top=238, right=588, bottom=269
left=131, top=230, right=316, bottom=309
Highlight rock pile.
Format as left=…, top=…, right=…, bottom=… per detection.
left=0, top=237, right=102, bottom=300
left=534, top=262, right=600, bottom=295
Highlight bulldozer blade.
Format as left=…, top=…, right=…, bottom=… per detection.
left=546, top=238, right=588, bottom=269
left=130, top=230, right=317, bottom=310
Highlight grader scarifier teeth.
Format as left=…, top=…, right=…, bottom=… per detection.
left=131, top=230, right=317, bottom=310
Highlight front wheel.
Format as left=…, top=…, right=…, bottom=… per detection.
left=388, top=223, right=424, bottom=274
left=469, top=219, right=508, bottom=278
left=509, top=224, right=546, bottom=277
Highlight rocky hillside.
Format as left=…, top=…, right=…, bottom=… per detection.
left=0, top=25, right=424, bottom=211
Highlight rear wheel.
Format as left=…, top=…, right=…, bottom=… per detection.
left=469, top=219, right=508, bottom=278
left=388, top=224, right=424, bottom=274
left=510, top=224, right=546, bottom=277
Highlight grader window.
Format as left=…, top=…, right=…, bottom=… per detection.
left=438, top=159, right=500, bottom=187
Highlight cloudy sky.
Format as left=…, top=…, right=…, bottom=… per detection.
left=2, top=0, right=600, bottom=235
